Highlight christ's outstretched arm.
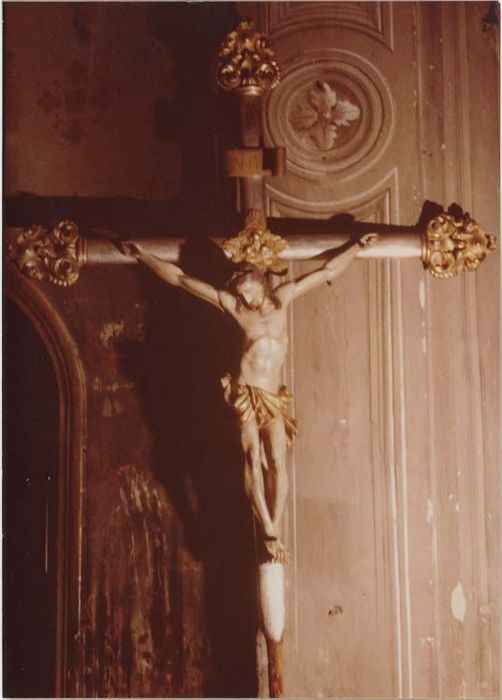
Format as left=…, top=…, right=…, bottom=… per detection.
left=276, top=233, right=378, bottom=304
left=121, top=241, right=235, bottom=312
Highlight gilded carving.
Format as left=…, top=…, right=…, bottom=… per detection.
left=222, top=209, right=288, bottom=274
left=422, top=212, right=496, bottom=279
left=7, top=220, right=85, bottom=286
left=289, top=80, right=361, bottom=150
left=216, top=20, right=280, bottom=95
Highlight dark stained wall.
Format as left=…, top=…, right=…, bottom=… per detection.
left=5, top=2, right=260, bottom=697
left=4, top=300, right=59, bottom=697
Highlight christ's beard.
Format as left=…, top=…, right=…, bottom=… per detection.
left=240, top=296, right=262, bottom=311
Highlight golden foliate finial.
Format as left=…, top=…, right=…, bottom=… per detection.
left=7, top=220, right=85, bottom=286
left=216, top=20, right=280, bottom=96
left=422, top=211, right=496, bottom=279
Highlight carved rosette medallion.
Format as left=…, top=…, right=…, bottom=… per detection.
left=223, top=209, right=288, bottom=274
left=422, top=212, right=496, bottom=279
left=7, top=220, right=85, bottom=286
left=289, top=80, right=361, bottom=151
left=216, top=20, right=280, bottom=95
left=264, top=49, right=395, bottom=180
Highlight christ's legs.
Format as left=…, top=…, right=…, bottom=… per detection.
left=240, top=418, right=276, bottom=541
left=262, top=417, right=289, bottom=563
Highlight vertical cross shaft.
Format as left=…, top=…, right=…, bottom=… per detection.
left=216, top=19, right=282, bottom=215
left=238, top=90, right=265, bottom=211
left=216, top=19, right=286, bottom=698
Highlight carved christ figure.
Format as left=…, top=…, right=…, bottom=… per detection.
left=121, top=232, right=377, bottom=562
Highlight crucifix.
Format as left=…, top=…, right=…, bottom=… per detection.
left=6, top=19, right=496, bottom=699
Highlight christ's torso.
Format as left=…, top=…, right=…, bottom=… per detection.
left=235, top=304, right=288, bottom=393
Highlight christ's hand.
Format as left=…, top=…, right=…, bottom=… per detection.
left=120, top=240, right=142, bottom=258
left=357, top=233, right=379, bottom=248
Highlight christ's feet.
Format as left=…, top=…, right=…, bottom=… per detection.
left=265, top=537, right=290, bottom=564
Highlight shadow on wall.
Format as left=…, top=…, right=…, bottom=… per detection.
left=116, top=237, right=259, bottom=698
left=147, top=1, right=241, bottom=219
left=111, top=5, right=260, bottom=692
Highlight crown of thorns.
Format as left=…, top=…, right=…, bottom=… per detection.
left=226, top=262, right=266, bottom=287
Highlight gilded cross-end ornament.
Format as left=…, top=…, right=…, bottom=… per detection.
left=216, top=20, right=280, bottom=96
left=223, top=209, right=288, bottom=274
left=7, top=220, right=85, bottom=287
left=421, top=211, right=496, bottom=279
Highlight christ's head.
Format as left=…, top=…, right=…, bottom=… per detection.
left=227, top=263, right=280, bottom=311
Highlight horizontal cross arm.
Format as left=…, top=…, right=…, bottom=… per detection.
left=82, top=230, right=421, bottom=265
left=5, top=207, right=496, bottom=287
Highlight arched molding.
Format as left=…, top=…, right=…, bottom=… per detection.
left=266, top=167, right=398, bottom=223
left=259, top=2, right=394, bottom=51
left=5, top=268, right=87, bottom=697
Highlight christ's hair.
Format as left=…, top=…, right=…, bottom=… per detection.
left=226, top=263, right=281, bottom=309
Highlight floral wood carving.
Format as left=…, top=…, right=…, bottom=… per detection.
left=216, top=20, right=280, bottom=95
left=422, top=212, right=496, bottom=279
left=7, top=220, right=85, bottom=286
left=289, top=80, right=361, bottom=150
left=223, top=209, right=288, bottom=274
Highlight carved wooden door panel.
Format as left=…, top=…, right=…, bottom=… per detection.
left=246, top=2, right=500, bottom=697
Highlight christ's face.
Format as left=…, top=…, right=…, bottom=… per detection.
left=235, top=276, right=266, bottom=311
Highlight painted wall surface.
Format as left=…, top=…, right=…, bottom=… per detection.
left=5, top=2, right=181, bottom=199
left=256, top=2, right=500, bottom=697
left=4, top=2, right=499, bottom=698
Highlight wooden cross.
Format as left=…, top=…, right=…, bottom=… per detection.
left=5, top=19, right=496, bottom=699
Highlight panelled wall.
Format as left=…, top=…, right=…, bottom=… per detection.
left=249, top=2, right=500, bottom=697
left=4, top=2, right=499, bottom=698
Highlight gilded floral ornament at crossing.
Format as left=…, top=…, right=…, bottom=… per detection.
left=223, top=209, right=288, bottom=274
left=422, top=212, right=496, bottom=279
left=7, top=220, right=85, bottom=286
left=216, top=20, right=280, bottom=95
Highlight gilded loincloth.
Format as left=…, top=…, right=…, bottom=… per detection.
left=221, top=373, right=299, bottom=445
